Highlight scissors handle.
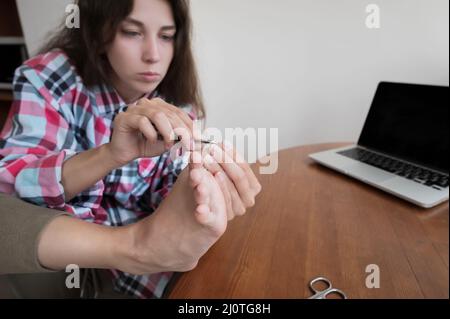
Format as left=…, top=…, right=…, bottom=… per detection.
left=308, top=277, right=348, bottom=299
left=309, top=277, right=332, bottom=292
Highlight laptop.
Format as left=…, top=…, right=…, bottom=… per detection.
left=309, top=82, right=449, bottom=208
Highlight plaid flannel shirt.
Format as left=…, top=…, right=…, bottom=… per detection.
left=0, top=50, right=196, bottom=298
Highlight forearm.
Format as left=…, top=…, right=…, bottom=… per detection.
left=37, top=215, right=129, bottom=271
left=61, top=144, right=120, bottom=201
left=37, top=214, right=165, bottom=275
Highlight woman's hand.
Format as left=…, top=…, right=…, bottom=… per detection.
left=106, top=97, right=195, bottom=166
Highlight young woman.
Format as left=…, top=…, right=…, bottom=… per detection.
left=0, top=0, right=261, bottom=298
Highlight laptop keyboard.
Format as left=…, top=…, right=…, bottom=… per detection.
left=338, top=148, right=449, bottom=190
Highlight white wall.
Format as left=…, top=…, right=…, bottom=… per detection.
left=16, top=0, right=450, bottom=153
left=16, top=0, right=71, bottom=55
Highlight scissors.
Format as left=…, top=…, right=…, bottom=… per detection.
left=158, top=134, right=218, bottom=145
left=308, top=277, right=348, bottom=299
left=157, top=133, right=218, bottom=145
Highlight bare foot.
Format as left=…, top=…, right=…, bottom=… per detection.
left=124, top=154, right=228, bottom=274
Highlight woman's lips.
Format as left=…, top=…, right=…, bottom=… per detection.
left=137, top=72, right=161, bottom=82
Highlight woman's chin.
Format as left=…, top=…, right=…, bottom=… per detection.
left=134, top=82, right=160, bottom=95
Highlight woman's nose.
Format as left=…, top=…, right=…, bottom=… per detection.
left=142, top=37, right=160, bottom=63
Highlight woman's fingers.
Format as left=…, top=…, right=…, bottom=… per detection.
left=130, top=98, right=194, bottom=148
left=150, top=111, right=177, bottom=148
left=173, top=126, right=193, bottom=151
left=119, top=113, right=158, bottom=144
left=151, top=98, right=195, bottom=132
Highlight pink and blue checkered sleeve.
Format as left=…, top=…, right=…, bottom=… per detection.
left=0, top=66, right=105, bottom=222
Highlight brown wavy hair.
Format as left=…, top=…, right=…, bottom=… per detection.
left=40, top=0, right=204, bottom=117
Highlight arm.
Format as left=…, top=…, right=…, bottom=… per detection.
left=37, top=214, right=126, bottom=272
left=0, top=194, right=69, bottom=274
left=0, top=66, right=106, bottom=218
left=61, top=144, right=120, bottom=201
left=0, top=193, right=137, bottom=274
left=0, top=192, right=143, bottom=276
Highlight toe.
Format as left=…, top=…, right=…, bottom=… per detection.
left=190, top=168, right=204, bottom=188
left=195, top=184, right=210, bottom=205
left=195, top=204, right=212, bottom=226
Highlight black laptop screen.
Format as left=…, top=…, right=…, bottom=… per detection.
left=358, top=82, right=449, bottom=173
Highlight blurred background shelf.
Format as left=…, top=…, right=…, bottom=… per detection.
left=0, top=90, right=13, bottom=102
left=0, top=0, right=23, bottom=37
left=0, top=37, right=25, bottom=45
left=0, top=0, right=24, bottom=131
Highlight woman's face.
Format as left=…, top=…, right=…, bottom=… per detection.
left=107, top=0, right=176, bottom=103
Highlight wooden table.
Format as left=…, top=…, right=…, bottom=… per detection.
left=167, top=143, right=449, bottom=299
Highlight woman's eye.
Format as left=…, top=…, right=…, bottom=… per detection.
left=123, top=30, right=141, bottom=37
left=161, top=34, right=175, bottom=41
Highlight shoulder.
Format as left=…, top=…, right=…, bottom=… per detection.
left=14, top=50, right=82, bottom=100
